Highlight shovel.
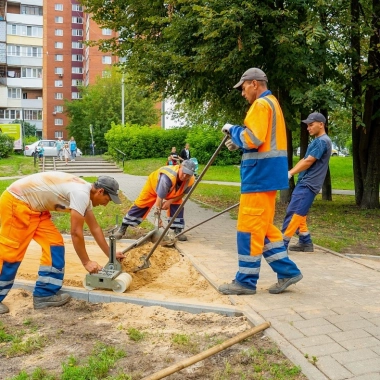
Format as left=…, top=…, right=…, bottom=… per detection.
left=132, top=134, right=230, bottom=272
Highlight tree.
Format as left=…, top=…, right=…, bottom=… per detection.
left=65, top=67, right=159, bottom=151
left=11, top=119, right=37, bottom=137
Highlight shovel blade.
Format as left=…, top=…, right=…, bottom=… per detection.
left=132, top=255, right=151, bottom=273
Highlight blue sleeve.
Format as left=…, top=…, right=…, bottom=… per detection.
left=228, top=125, right=245, bottom=147
left=306, top=139, right=326, bottom=160
left=156, top=174, right=172, bottom=199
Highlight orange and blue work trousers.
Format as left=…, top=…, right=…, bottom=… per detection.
left=0, top=191, right=65, bottom=302
left=282, top=183, right=316, bottom=248
left=235, top=191, right=301, bottom=290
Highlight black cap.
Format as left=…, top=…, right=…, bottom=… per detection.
left=233, top=68, right=268, bottom=90
left=302, top=112, right=326, bottom=124
left=96, top=176, right=122, bottom=204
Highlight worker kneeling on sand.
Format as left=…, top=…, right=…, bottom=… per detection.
left=0, top=172, right=124, bottom=314
left=114, top=160, right=196, bottom=242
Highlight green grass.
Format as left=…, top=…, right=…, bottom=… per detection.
left=0, top=155, right=37, bottom=177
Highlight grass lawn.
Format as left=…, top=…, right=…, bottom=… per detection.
left=0, top=155, right=38, bottom=177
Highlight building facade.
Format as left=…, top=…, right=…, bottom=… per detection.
left=0, top=0, right=118, bottom=141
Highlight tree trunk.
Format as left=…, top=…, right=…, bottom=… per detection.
left=280, top=126, right=294, bottom=204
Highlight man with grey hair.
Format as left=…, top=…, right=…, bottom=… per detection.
left=282, top=112, right=332, bottom=252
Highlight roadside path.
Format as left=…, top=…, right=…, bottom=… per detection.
left=111, top=173, right=380, bottom=380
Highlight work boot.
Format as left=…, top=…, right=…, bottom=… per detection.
left=218, top=280, right=256, bottom=295
left=33, top=293, right=71, bottom=310
left=268, top=274, right=303, bottom=294
left=175, top=228, right=187, bottom=241
left=289, top=242, right=314, bottom=252
left=0, top=303, right=9, bottom=314
left=114, top=224, right=128, bottom=240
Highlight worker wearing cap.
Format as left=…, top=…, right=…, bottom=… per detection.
left=282, top=112, right=332, bottom=252
left=219, top=68, right=302, bottom=296
left=114, top=160, right=196, bottom=242
left=0, top=172, right=123, bottom=314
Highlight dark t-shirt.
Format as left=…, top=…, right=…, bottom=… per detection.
left=169, top=152, right=180, bottom=165
left=298, top=134, right=332, bottom=194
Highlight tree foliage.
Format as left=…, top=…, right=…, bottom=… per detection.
left=64, top=67, right=159, bottom=151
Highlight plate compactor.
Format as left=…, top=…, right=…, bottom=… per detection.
left=83, top=234, right=132, bottom=293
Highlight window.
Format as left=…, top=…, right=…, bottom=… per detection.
left=55, top=54, right=63, bottom=61
left=24, top=110, right=42, bottom=120
left=55, top=119, right=63, bottom=125
left=21, top=68, right=42, bottom=78
left=55, top=131, right=64, bottom=138
left=21, top=5, right=43, bottom=16
left=8, top=88, right=21, bottom=99
left=72, top=79, right=83, bottom=86
left=55, top=29, right=63, bottom=36
left=72, top=4, right=83, bottom=11
left=55, top=17, right=63, bottom=23
left=55, top=80, right=63, bottom=87
left=7, top=45, right=42, bottom=57
left=55, top=67, right=64, bottom=75
left=0, top=109, right=21, bottom=119
left=72, top=17, right=83, bottom=24
left=72, top=67, right=83, bottom=74
left=54, top=105, right=63, bottom=113
left=72, top=29, right=83, bottom=36
left=102, top=28, right=112, bottom=35
left=102, top=56, right=112, bottom=64
left=72, top=54, right=83, bottom=62
left=71, top=92, right=82, bottom=99
left=55, top=4, right=63, bottom=11
left=8, top=24, right=43, bottom=37
left=7, top=45, right=21, bottom=56
left=55, top=93, right=63, bottom=99
left=55, top=42, right=63, bottom=49
left=72, top=41, right=83, bottom=49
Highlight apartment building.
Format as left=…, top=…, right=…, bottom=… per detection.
left=0, top=0, right=43, bottom=136
left=0, top=0, right=118, bottom=141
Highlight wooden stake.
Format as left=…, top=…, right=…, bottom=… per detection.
left=141, top=321, right=271, bottom=380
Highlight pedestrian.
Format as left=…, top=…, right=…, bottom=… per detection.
left=180, top=143, right=191, bottom=161
left=0, top=173, right=123, bottom=314
left=68, top=136, right=77, bottom=161
left=63, top=143, right=70, bottom=165
left=167, top=146, right=183, bottom=165
left=282, top=112, right=332, bottom=252
left=36, top=142, right=44, bottom=162
left=56, top=136, right=64, bottom=160
left=219, top=67, right=303, bottom=296
left=114, top=160, right=196, bottom=242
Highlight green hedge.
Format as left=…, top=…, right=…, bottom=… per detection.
left=105, top=123, right=241, bottom=165
left=0, top=133, right=15, bottom=158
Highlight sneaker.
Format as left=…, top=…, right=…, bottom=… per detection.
left=0, top=303, right=9, bottom=314
left=269, top=274, right=303, bottom=294
left=218, top=280, right=256, bottom=295
left=33, top=293, right=71, bottom=309
left=175, top=228, right=187, bottom=241
left=114, top=224, right=128, bottom=240
left=289, top=242, right=314, bottom=252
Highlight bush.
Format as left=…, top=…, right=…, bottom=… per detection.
left=0, top=133, right=15, bottom=158
left=105, top=123, right=241, bottom=165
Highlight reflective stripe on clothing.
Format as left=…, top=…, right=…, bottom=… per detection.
left=235, top=192, right=301, bottom=289
left=229, top=93, right=288, bottom=193
left=282, top=183, right=316, bottom=247
left=0, top=190, right=65, bottom=300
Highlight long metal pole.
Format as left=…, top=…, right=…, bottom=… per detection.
left=138, top=134, right=229, bottom=267
left=121, top=73, right=125, bottom=126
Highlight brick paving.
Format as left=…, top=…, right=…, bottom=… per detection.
left=112, top=173, right=380, bottom=380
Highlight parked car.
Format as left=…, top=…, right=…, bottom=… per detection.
left=24, top=140, right=82, bottom=157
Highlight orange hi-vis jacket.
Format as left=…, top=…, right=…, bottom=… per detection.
left=229, top=92, right=288, bottom=193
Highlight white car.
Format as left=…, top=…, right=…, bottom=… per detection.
left=24, top=140, right=82, bottom=157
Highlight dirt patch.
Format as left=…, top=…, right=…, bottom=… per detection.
left=0, top=289, right=306, bottom=380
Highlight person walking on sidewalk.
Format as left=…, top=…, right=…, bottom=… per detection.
left=219, top=67, right=302, bottom=296
left=63, top=143, right=70, bottom=165
left=68, top=136, right=77, bottom=161
left=56, top=136, right=64, bottom=160
left=180, top=143, right=191, bottom=161
left=114, top=160, right=196, bottom=242
left=0, top=173, right=123, bottom=315
left=282, top=112, right=332, bottom=252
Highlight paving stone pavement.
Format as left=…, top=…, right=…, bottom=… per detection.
left=111, top=173, right=380, bottom=380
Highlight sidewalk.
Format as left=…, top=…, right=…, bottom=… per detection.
left=112, top=173, right=380, bottom=380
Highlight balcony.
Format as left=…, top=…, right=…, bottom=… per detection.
left=6, top=13, right=42, bottom=26
left=7, top=56, right=42, bottom=66
left=7, top=0, right=43, bottom=5
left=7, top=77, right=42, bottom=89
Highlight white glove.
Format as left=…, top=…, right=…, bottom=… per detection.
left=225, top=139, right=239, bottom=151
left=288, top=171, right=292, bottom=179
left=152, top=206, right=162, bottom=218
left=221, top=123, right=234, bottom=135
